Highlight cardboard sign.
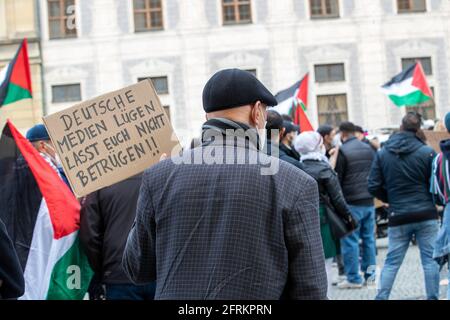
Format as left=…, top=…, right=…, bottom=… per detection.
left=423, top=130, right=450, bottom=153
left=43, top=80, right=181, bottom=197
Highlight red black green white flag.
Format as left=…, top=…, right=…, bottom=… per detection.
left=381, top=62, right=433, bottom=107
left=0, top=39, right=33, bottom=108
left=273, top=73, right=314, bottom=132
left=0, top=121, right=93, bottom=299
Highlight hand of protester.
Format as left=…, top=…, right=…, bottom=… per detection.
left=329, top=146, right=339, bottom=169
left=160, top=153, right=168, bottom=161
left=329, top=147, right=338, bottom=157
left=345, top=214, right=358, bottom=230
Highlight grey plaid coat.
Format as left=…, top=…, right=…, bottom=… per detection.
left=122, top=136, right=327, bottom=300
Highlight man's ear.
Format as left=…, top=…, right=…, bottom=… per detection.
left=252, top=101, right=265, bottom=126
left=249, top=102, right=259, bottom=126
left=279, top=128, right=286, bottom=140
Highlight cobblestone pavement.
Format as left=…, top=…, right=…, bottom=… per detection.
left=329, top=238, right=449, bottom=300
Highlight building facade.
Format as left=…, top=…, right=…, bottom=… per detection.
left=0, top=0, right=43, bottom=132
left=38, top=0, right=450, bottom=145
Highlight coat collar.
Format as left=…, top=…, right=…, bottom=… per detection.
left=201, top=118, right=260, bottom=151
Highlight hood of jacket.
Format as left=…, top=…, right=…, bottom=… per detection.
left=384, top=131, right=425, bottom=155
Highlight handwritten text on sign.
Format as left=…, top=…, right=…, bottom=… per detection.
left=44, top=80, right=180, bottom=197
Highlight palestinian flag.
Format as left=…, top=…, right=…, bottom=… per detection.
left=0, top=121, right=93, bottom=300
left=382, top=62, right=433, bottom=107
left=273, top=73, right=314, bottom=132
left=0, top=39, right=33, bottom=108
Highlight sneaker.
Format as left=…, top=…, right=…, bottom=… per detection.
left=332, top=275, right=347, bottom=286
left=364, top=274, right=377, bottom=288
left=337, top=280, right=363, bottom=289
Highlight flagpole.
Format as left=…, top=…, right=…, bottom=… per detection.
left=30, top=97, right=37, bottom=124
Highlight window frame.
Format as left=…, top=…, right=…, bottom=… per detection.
left=405, top=86, right=436, bottom=120
left=47, top=0, right=77, bottom=40
left=138, top=76, right=169, bottom=95
left=401, top=57, right=433, bottom=76
left=397, top=0, right=427, bottom=14
left=314, top=63, right=346, bottom=83
left=133, top=0, right=164, bottom=32
left=316, top=93, right=349, bottom=127
left=222, top=0, right=253, bottom=25
left=309, top=0, right=340, bottom=19
left=51, top=83, right=82, bottom=103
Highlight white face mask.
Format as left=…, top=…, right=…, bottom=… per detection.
left=258, top=121, right=267, bottom=149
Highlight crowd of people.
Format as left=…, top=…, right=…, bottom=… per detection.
left=269, top=109, right=450, bottom=300
left=1, top=68, right=450, bottom=300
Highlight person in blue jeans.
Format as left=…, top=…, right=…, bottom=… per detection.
left=376, top=220, right=440, bottom=300
left=430, top=112, right=450, bottom=300
left=340, top=205, right=377, bottom=287
left=335, top=122, right=377, bottom=289
left=369, top=112, right=440, bottom=300
left=432, top=205, right=450, bottom=300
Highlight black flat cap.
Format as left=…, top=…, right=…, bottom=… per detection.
left=282, top=121, right=300, bottom=135
left=202, top=68, right=277, bottom=113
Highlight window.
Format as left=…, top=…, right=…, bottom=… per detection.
left=47, top=0, right=77, bottom=39
left=139, top=76, right=169, bottom=95
left=222, top=0, right=252, bottom=25
left=397, top=0, right=426, bottom=13
left=401, top=57, right=432, bottom=76
left=314, top=64, right=345, bottom=82
left=317, top=94, right=348, bottom=127
left=133, top=0, right=163, bottom=31
left=151, top=76, right=169, bottom=94
left=52, top=84, right=81, bottom=103
left=406, top=87, right=436, bottom=120
left=310, top=0, right=339, bottom=19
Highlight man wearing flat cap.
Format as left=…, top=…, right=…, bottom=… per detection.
left=26, top=124, right=69, bottom=187
left=123, top=69, right=327, bottom=300
left=281, top=120, right=301, bottom=161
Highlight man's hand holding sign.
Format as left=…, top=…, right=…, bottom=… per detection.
left=43, top=79, right=181, bottom=197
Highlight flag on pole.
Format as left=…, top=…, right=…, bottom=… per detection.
left=273, top=74, right=314, bottom=132
left=0, top=120, right=93, bottom=300
left=381, top=62, right=433, bottom=107
left=0, top=39, right=33, bottom=108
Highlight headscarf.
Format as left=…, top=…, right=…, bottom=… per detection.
left=294, top=131, right=329, bottom=163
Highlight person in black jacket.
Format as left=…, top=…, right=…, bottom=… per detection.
left=294, top=131, right=357, bottom=296
left=318, top=124, right=345, bottom=283
left=317, top=124, right=337, bottom=159
left=280, top=121, right=301, bottom=161
left=0, top=218, right=24, bottom=300
left=368, top=112, right=440, bottom=300
left=335, top=121, right=376, bottom=289
left=265, top=111, right=303, bottom=171
left=122, top=69, right=327, bottom=300
left=80, top=174, right=156, bottom=300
